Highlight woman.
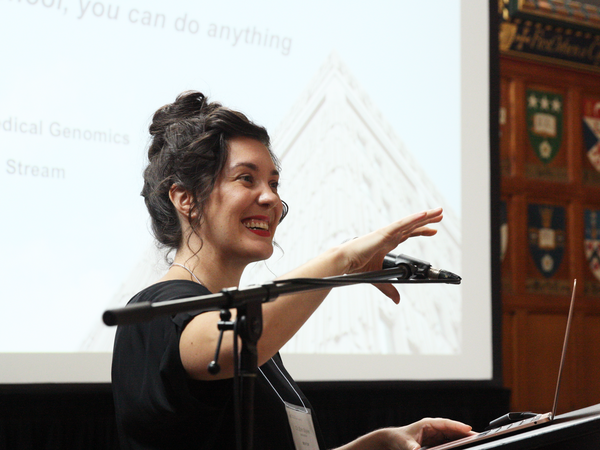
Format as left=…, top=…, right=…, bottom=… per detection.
left=112, top=91, right=473, bottom=449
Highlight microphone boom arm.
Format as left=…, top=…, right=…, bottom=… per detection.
left=103, top=266, right=460, bottom=327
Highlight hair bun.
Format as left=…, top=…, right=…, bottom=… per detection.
left=147, top=91, right=209, bottom=159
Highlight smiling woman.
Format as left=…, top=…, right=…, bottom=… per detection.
left=111, top=91, right=473, bottom=450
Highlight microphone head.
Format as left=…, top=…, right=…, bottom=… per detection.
left=428, top=268, right=462, bottom=282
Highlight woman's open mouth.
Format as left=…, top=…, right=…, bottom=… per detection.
left=242, top=217, right=271, bottom=237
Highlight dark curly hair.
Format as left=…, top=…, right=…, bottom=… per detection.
left=141, top=91, right=288, bottom=251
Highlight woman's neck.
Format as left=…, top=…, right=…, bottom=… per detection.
left=165, top=247, right=246, bottom=293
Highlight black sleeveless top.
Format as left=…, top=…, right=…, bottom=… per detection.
left=112, top=280, right=325, bottom=449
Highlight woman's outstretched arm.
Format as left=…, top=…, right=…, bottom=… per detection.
left=180, top=208, right=444, bottom=380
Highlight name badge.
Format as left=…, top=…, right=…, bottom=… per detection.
left=284, top=401, right=320, bottom=449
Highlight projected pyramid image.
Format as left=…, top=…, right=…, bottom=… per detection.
left=83, top=53, right=461, bottom=355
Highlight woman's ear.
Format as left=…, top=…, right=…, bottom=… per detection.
left=169, top=184, right=196, bottom=220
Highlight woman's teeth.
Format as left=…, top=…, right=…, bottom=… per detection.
left=243, top=220, right=268, bottom=230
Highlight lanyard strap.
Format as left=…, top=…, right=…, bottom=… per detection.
left=259, top=358, right=308, bottom=412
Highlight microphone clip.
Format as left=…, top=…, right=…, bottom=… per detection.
left=383, top=253, right=432, bottom=279
left=382, top=253, right=462, bottom=282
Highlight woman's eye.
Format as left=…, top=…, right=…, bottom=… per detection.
left=270, top=181, right=279, bottom=190
left=239, top=175, right=253, bottom=183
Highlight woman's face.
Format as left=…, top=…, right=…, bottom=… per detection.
left=199, top=136, right=284, bottom=266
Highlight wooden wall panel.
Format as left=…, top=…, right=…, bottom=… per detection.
left=573, top=313, right=600, bottom=410
left=500, top=54, right=600, bottom=413
left=502, top=311, right=515, bottom=394
left=523, top=313, right=570, bottom=414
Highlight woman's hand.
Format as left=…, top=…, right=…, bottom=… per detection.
left=339, top=207, right=443, bottom=303
left=392, top=418, right=475, bottom=449
left=334, top=417, right=474, bottom=450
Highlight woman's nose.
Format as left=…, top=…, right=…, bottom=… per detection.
left=257, top=184, right=280, bottom=208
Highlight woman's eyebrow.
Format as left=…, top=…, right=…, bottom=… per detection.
left=231, top=162, right=279, bottom=176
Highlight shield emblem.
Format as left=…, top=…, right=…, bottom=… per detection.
left=582, top=98, right=600, bottom=172
left=528, top=204, right=565, bottom=278
left=527, top=89, right=563, bottom=164
left=584, top=209, right=600, bottom=282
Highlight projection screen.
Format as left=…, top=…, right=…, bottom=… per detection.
left=0, top=0, right=493, bottom=383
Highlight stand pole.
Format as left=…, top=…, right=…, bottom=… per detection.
left=237, top=300, right=262, bottom=450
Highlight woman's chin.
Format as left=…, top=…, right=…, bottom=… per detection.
left=255, top=247, right=275, bottom=262
left=241, top=244, right=275, bottom=264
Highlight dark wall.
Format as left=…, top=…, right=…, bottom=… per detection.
left=0, top=385, right=118, bottom=450
left=0, top=382, right=509, bottom=450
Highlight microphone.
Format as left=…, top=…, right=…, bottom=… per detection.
left=382, top=253, right=461, bottom=282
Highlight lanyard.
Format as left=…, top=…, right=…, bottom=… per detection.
left=258, top=358, right=308, bottom=413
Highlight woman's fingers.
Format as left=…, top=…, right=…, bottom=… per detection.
left=374, top=208, right=443, bottom=254
left=382, top=208, right=443, bottom=244
left=343, top=208, right=444, bottom=275
left=373, top=283, right=401, bottom=304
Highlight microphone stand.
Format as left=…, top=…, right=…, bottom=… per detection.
left=103, top=267, right=460, bottom=450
